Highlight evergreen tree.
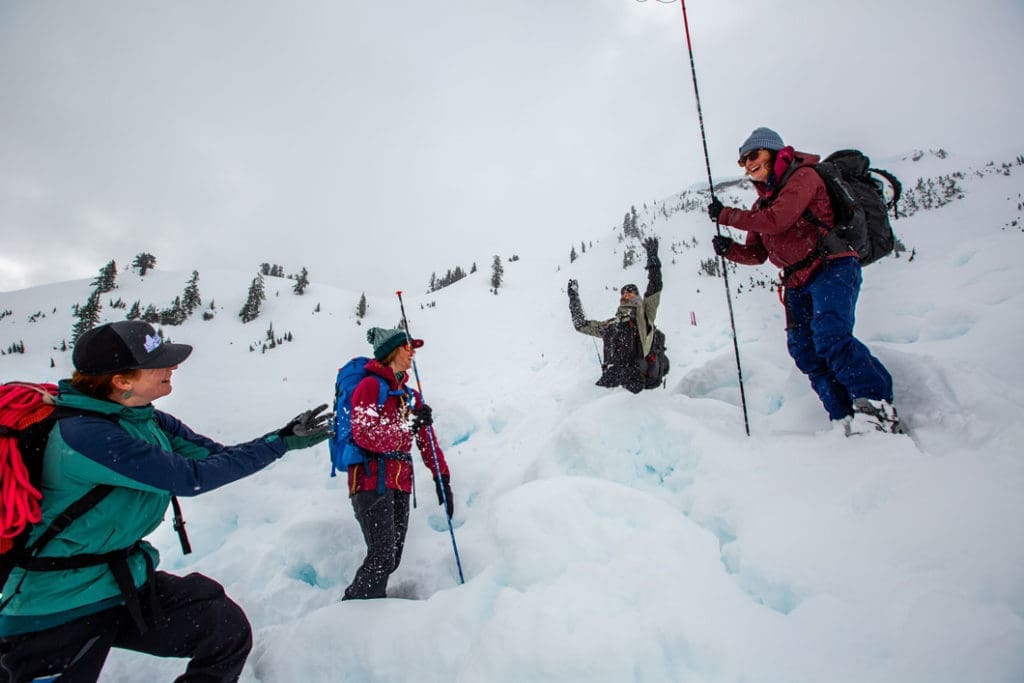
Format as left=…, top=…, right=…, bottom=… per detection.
left=92, top=260, right=118, bottom=293
left=126, top=301, right=142, bottom=320
left=356, top=293, right=368, bottom=319
left=490, top=255, right=504, bottom=292
left=293, top=267, right=310, bottom=295
left=131, top=253, right=157, bottom=276
left=239, top=273, right=266, bottom=323
left=622, top=246, right=637, bottom=269
left=142, top=304, right=160, bottom=324
left=160, top=296, right=187, bottom=326
left=182, top=271, right=202, bottom=315
left=429, top=265, right=469, bottom=291
left=470, top=262, right=477, bottom=274
left=570, top=246, right=578, bottom=263
left=622, top=206, right=641, bottom=240
left=71, top=289, right=103, bottom=344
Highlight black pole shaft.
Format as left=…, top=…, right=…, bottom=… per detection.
left=677, top=0, right=750, bottom=436
left=395, top=291, right=466, bottom=584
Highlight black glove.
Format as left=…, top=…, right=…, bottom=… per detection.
left=712, top=235, right=734, bottom=257
left=708, top=196, right=724, bottom=222
left=409, top=403, right=433, bottom=432
left=434, top=474, right=454, bottom=518
left=278, top=404, right=333, bottom=449
left=642, top=237, right=660, bottom=268
left=567, top=279, right=579, bottom=298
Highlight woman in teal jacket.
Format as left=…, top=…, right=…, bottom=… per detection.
left=0, top=320, right=331, bottom=682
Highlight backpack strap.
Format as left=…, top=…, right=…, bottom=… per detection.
left=342, top=376, right=415, bottom=494
left=22, top=540, right=157, bottom=634
left=0, top=484, right=115, bottom=613
left=0, top=407, right=190, bottom=629
left=51, top=408, right=191, bottom=557
left=777, top=209, right=834, bottom=284
left=869, top=167, right=903, bottom=218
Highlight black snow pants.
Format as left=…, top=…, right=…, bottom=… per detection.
left=342, top=488, right=411, bottom=600
left=0, top=571, right=252, bottom=683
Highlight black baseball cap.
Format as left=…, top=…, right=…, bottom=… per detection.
left=620, top=284, right=640, bottom=295
left=73, top=321, right=193, bottom=375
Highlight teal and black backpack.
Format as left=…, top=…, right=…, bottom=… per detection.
left=328, top=357, right=413, bottom=477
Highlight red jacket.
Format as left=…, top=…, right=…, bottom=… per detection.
left=718, top=149, right=857, bottom=288
left=347, top=360, right=449, bottom=495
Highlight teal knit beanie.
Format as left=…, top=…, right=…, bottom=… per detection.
left=366, top=327, right=423, bottom=361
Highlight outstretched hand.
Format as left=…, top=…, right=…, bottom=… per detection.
left=279, top=404, right=333, bottom=450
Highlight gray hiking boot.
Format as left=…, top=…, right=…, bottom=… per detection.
left=845, top=398, right=905, bottom=436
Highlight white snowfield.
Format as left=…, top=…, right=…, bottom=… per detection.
left=1, top=150, right=1022, bottom=682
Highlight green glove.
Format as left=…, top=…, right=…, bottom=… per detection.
left=278, top=404, right=333, bottom=450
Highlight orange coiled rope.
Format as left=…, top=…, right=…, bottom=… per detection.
left=0, top=382, right=58, bottom=552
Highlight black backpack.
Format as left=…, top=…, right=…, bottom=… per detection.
left=777, top=150, right=902, bottom=281
left=642, top=328, right=670, bottom=389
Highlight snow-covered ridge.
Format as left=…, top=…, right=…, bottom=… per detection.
left=1, top=149, right=1023, bottom=682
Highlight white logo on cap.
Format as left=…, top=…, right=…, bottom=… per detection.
left=144, top=334, right=163, bottom=353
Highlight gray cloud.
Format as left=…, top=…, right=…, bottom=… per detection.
left=2, top=0, right=1021, bottom=293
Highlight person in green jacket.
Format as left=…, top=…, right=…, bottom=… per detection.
left=0, top=320, right=331, bottom=682
left=567, top=237, right=666, bottom=393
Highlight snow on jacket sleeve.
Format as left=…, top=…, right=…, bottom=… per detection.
left=58, top=413, right=288, bottom=496
left=569, top=294, right=607, bottom=339
left=350, top=375, right=409, bottom=455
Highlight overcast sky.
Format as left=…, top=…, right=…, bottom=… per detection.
left=2, top=0, right=1022, bottom=294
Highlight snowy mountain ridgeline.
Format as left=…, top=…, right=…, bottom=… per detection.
left=2, top=149, right=1023, bottom=682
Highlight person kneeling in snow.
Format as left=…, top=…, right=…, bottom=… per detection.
left=0, top=321, right=331, bottom=681
left=567, top=237, right=667, bottom=394
left=341, top=328, right=453, bottom=600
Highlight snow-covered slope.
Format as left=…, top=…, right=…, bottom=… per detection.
left=1, top=150, right=1022, bottom=682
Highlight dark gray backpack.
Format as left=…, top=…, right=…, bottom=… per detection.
left=775, top=150, right=903, bottom=280
left=812, top=150, right=902, bottom=265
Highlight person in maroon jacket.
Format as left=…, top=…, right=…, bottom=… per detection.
left=707, top=127, right=901, bottom=435
left=342, top=327, right=452, bottom=600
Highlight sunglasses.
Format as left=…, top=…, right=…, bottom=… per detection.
left=738, top=149, right=765, bottom=166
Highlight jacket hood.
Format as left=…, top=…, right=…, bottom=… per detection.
left=364, top=359, right=409, bottom=391
left=753, top=148, right=820, bottom=198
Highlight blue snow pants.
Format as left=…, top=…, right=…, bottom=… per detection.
left=785, top=257, right=894, bottom=420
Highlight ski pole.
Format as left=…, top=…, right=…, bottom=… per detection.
left=676, top=0, right=750, bottom=436
left=395, top=290, right=466, bottom=585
